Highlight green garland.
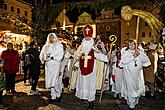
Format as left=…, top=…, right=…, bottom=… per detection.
left=0, top=16, right=31, bottom=35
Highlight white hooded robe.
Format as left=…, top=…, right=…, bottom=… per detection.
left=40, top=33, right=64, bottom=99
left=119, top=48, right=151, bottom=108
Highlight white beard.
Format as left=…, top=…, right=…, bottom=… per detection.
left=81, top=38, right=94, bottom=54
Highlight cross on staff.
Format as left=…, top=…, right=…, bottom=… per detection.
left=82, top=54, right=92, bottom=67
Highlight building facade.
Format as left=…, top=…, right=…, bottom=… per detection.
left=0, top=0, right=32, bottom=21
left=95, top=10, right=121, bottom=46
left=0, top=0, right=32, bottom=44
left=52, top=5, right=162, bottom=46
left=96, top=6, right=162, bottom=46
left=121, top=6, right=161, bottom=46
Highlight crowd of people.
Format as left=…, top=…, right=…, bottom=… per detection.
left=0, top=39, right=41, bottom=109
left=0, top=24, right=162, bottom=110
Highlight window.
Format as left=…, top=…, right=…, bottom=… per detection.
left=149, top=32, right=151, bottom=37
left=142, top=32, right=145, bottom=37
left=145, top=22, right=148, bottom=26
left=126, top=32, right=130, bottom=35
left=0, top=3, right=3, bottom=9
left=17, top=8, right=20, bottom=14
left=105, top=13, right=109, bottom=18
left=106, top=26, right=110, bottom=30
left=24, top=10, right=28, bottom=17
left=11, top=6, right=14, bottom=12
left=2, top=13, right=8, bottom=17
left=4, top=4, right=7, bottom=10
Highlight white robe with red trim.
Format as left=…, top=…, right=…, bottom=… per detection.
left=75, top=52, right=108, bottom=102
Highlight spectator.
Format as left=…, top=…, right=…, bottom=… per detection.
left=111, top=51, right=123, bottom=98
left=0, top=58, right=7, bottom=109
left=1, top=42, right=20, bottom=94
left=27, top=41, right=41, bottom=95
left=21, top=42, right=31, bottom=85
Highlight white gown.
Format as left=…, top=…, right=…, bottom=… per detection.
left=111, top=56, right=123, bottom=94
left=119, top=49, right=151, bottom=108
left=75, top=52, right=108, bottom=102
left=40, top=43, right=64, bottom=89
left=70, top=49, right=80, bottom=90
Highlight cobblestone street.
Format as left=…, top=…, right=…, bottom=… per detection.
left=2, top=78, right=165, bottom=110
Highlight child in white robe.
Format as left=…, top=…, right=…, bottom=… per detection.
left=111, top=51, right=123, bottom=98
left=119, top=40, right=151, bottom=109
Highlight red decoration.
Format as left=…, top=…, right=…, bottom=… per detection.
left=80, top=51, right=94, bottom=76
left=83, top=24, right=93, bottom=37
left=112, top=74, right=115, bottom=82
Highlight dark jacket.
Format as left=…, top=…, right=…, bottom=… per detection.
left=26, top=48, right=40, bottom=77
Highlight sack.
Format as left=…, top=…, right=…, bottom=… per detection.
left=0, top=74, right=5, bottom=91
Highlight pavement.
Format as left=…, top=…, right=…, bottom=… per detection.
left=1, top=77, right=165, bottom=110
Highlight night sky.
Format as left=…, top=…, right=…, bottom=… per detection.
left=23, top=0, right=101, bottom=21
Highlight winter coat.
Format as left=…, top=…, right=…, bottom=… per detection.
left=1, top=49, right=20, bottom=74
left=26, top=48, right=40, bottom=77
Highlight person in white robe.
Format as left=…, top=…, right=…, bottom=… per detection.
left=60, top=44, right=74, bottom=93
left=67, top=46, right=74, bottom=80
left=111, top=50, right=123, bottom=98
left=95, top=35, right=107, bottom=90
left=119, top=40, right=151, bottom=109
left=107, top=46, right=117, bottom=88
left=73, top=24, right=108, bottom=109
left=69, top=45, right=81, bottom=91
left=143, top=43, right=158, bottom=96
left=39, top=33, right=64, bottom=103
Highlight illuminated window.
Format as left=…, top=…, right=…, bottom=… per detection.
left=11, top=6, right=14, bottom=12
